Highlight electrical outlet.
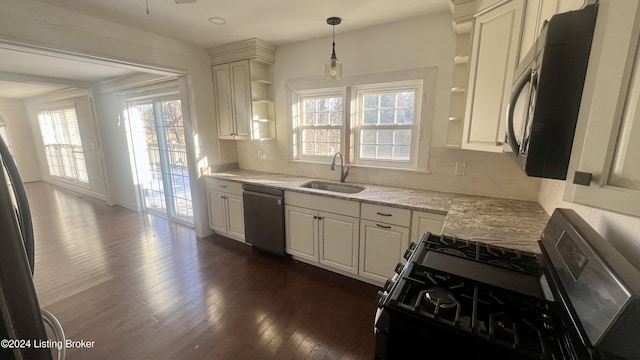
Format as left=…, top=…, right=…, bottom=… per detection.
left=258, top=150, right=263, bottom=159
left=262, top=153, right=267, bottom=160
left=455, top=162, right=466, bottom=176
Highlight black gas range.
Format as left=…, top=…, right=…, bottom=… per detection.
left=374, top=209, right=640, bottom=360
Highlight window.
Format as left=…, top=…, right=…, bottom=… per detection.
left=0, top=116, right=13, bottom=157
left=354, top=81, right=421, bottom=168
left=37, top=106, right=89, bottom=184
left=291, top=76, right=427, bottom=170
left=292, top=88, right=345, bottom=161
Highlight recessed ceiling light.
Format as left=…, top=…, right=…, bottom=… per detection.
left=208, top=17, right=226, bottom=25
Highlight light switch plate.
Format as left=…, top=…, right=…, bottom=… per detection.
left=455, top=162, right=466, bottom=176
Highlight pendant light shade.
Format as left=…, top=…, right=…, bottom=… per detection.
left=325, top=17, right=342, bottom=80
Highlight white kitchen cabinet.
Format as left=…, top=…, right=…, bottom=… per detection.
left=206, top=178, right=245, bottom=241
left=285, top=205, right=318, bottom=262
left=213, top=60, right=252, bottom=140
left=359, top=219, right=409, bottom=284
left=461, top=0, right=525, bottom=152
left=284, top=192, right=360, bottom=274
left=410, top=211, right=446, bottom=244
left=359, top=203, right=411, bottom=284
left=212, top=59, right=276, bottom=140
left=319, top=212, right=359, bottom=274
left=565, top=0, right=640, bottom=217
left=519, top=0, right=558, bottom=62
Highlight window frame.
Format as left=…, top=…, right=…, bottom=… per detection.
left=36, top=104, right=89, bottom=185
left=287, top=67, right=435, bottom=172
left=352, top=80, right=423, bottom=169
left=292, top=87, right=347, bottom=163
left=0, top=116, right=13, bottom=157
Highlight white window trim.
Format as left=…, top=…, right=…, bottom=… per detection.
left=352, top=80, right=422, bottom=169
left=291, top=87, right=347, bottom=163
left=286, top=67, right=436, bottom=171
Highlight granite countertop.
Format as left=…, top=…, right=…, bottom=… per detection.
left=205, top=170, right=548, bottom=253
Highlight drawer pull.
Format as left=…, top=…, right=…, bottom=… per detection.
left=220, top=185, right=228, bottom=188
left=376, top=224, right=392, bottom=229
left=376, top=212, right=392, bottom=217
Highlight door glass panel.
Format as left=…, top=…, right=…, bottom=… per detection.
left=127, top=98, right=193, bottom=225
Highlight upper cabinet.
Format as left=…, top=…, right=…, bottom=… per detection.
left=565, top=0, right=640, bottom=217
left=448, top=0, right=525, bottom=151
left=447, top=0, right=560, bottom=152
left=208, top=39, right=277, bottom=141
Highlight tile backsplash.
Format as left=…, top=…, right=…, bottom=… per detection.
left=235, top=141, right=541, bottom=202
left=539, top=179, right=640, bottom=271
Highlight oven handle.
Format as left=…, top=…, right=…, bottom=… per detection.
left=506, top=69, right=534, bottom=155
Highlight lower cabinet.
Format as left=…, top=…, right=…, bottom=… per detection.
left=410, top=211, right=446, bottom=244
left=206, top=179, right=245, bottom=242
left=359, top=219, right=410, bottom=284
left=283, top=191, right=448, bottom=286
left=285, top=204, right=359, bottom=274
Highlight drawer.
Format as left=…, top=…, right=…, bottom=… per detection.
left=285, top=191, right=359, bottom=217
left=361, top=203, right=411, bottom=227
left=205, top=177, right=243, bottom=195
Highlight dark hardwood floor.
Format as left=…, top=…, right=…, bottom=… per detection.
left=27, top=182, right=379, bottom=359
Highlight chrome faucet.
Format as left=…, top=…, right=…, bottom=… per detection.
left=330, top=152, right=350, bottom=183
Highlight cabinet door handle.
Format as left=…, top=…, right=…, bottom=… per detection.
left=318, top=217, right=323, bottom=220
left=219, top=185, right=228, bottom=188
left=376, top=224, right=392, bottom=229
left=221, top=195, right=226, bottom=199
left=313, top=216, right=318, bottom=219
left=376, top=212, right=392, bottom=217
left=573, top=171, right=593, bottom=186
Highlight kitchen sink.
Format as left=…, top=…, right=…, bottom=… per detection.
left=300, top=181, right=366, bottom=194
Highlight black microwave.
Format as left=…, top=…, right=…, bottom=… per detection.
left=505, top=4, right=598, bottom=180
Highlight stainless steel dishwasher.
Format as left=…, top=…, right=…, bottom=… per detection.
left=242, top=184, right=286, bottom=256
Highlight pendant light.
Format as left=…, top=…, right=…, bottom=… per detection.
left=325, top=17, right=342, bottom=80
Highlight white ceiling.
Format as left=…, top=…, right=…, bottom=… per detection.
left=1, top=0, right=448, bottom=99
left=35, top=0, right=450, bottom=48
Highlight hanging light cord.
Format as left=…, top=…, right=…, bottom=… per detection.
left=146, top=0, right=150, bottom=15
left=331, top=25, right=337, bottom=60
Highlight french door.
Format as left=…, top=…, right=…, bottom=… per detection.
left=127, top=97, right=193, bottom=225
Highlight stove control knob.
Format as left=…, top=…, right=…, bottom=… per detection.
left=394, top=262, right=405, bottom=274
left=376, top=291, right=388, bottom=307
left=403, top=248, right=413, bottom=260
left=384, top=278, right=395, bottom=291
left=408, top=242, right=417, bottom=250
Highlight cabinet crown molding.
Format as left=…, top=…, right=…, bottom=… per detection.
left=207, top=38, right=277, bottom=65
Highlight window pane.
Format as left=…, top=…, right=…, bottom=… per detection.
left=361, top=130, right=376, bottom=144
left=378, top=130, right=393, bottom=144
left=364, top=95, right=378, bottom=109
left=380, top=93, right=395, bottom=108
left=364, top=110, right=378, bottom=124
left=395, top=130, right=411, bottom=145
left=304, top=113, right=316, bottom=125
left=327, top=129, right=341, bottom=143
left=330, top=112, right=342, bottom=125
left=397, top=92, right=414, bottom=108
left=304, top=99, right=316, bottom=113
left=361, top=145, right=376, bottom=158
left=394, top=146, right=410, bottom=160
left=317, top=112, right=329, bottom=125
left=380, top=109, right=395, bottom=124
left=378, top=145, right=393, bottom=158
left=397, top=109, right=413, bottom=124
left=328, top=97, right=342, bottom=111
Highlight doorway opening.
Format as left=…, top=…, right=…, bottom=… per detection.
left=126, top=95, right=193, bottom=226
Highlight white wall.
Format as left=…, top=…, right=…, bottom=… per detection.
left=0, top=0, right=220, bottom=236
left=0, top=98, right=40, bottom=181
left=236, top=12, right=541, bottom=201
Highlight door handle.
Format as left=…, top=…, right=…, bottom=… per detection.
left=376, top=224, right=392, bottom=229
